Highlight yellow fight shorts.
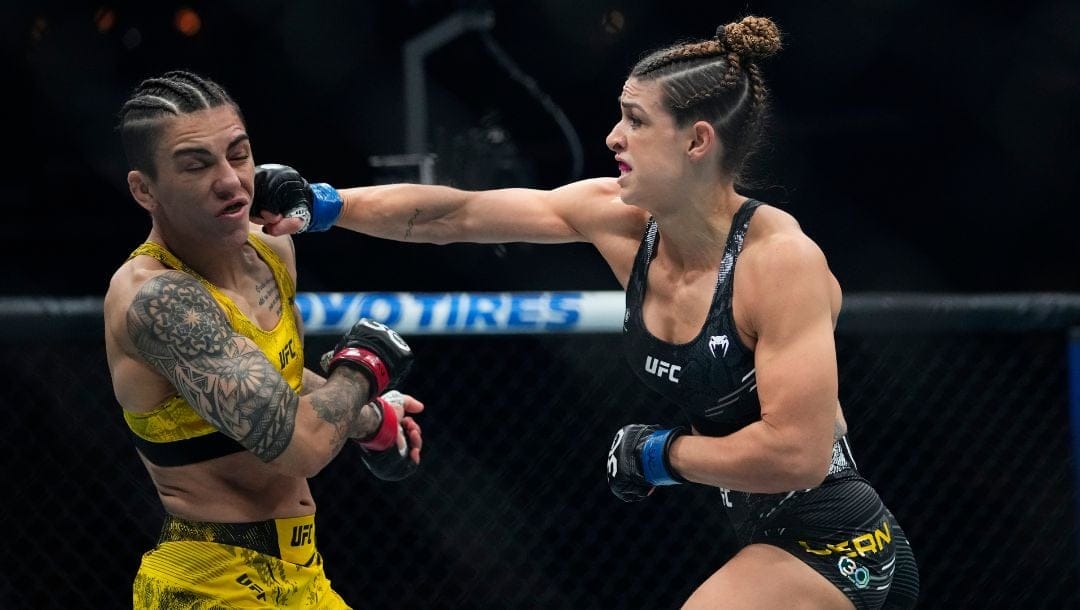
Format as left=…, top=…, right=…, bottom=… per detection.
left=133, top=513, right=350, bottom=609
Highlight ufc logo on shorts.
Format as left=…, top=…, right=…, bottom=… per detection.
left=645, top=356, right=681, bottom=383
left=291, top=523, right=313, bottom=546
left=236, top=573, right=267, bottom=601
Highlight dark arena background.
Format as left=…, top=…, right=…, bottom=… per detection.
left=4, top=1, right=1080, bottom=609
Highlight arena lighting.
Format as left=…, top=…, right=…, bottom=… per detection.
left=94, top=7, right=116, bottom=33
left=30, top=17, right=47, bottom=42
left=602, top=9, right=625, bottom=34
left=122, top=27, right=141, bottom=49
left=174, top=7, right=201, bottom=36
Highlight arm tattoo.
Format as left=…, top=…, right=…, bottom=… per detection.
left=126, top=272, right=297, bottom=462
left=403, top=208, right=421, bottom=240
left=300, top=368, right=327, bottom=396
left=306, top=366, right=381, bottom=453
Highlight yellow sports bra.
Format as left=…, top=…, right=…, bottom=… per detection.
left=122, top=235, right=304, bottom=466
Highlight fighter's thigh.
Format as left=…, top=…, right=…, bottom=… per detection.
left=682, top=543, right=854, bottom=610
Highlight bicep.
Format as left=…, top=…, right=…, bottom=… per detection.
left=745, top=244, right=839, bottom=447
left=125, top=272, right=298, bottom=461
left=754, top=314, right=838, bottom=432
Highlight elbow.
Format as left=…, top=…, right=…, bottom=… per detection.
left=788, top=463, right=829, bottom=490
left=425, top=215, right=471, bottom=245
left=266, top=439, right=335, bottom=479
left=272, top=454, right=332, bottom=480
left=782, top=446, right=833, bottom=490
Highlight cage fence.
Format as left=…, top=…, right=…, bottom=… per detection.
left=1, top=293, right=1077, bottom=609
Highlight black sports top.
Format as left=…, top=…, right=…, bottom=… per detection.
left=622, top=199, right=764, bottom=437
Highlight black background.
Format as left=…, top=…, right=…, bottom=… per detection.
left=5, top=0, right=1079, bottom=296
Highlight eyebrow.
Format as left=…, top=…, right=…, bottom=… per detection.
left=619, top=99, right=646, bottom=113
left=172, top=134, right=250, bottom=158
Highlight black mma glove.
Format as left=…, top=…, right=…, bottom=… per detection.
left=354, top=391, right=420, bottom=481
left=606, top=424, right=688, bottom=502
left=253, top=163, right=342, bottom=232
left=322, top=318, right=414, bottom=401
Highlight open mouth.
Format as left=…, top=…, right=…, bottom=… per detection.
left=618, top=162, right=631, bottom=174
left=219, top=201, right=246, bottom=216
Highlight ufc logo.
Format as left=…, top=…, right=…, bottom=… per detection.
left=719, top=487, right=734, bottom=508
left=291, top=523, right=313, bottom=546
left=236, top=573, right=267, bottom=601
left=278, top=338, right=297, bottom=368
left=645, top=356, right=681, bottom=383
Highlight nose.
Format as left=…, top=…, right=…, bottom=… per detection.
left=605, top=122, right=624, bottom=152
left=211, top=160, right=244, bottom=199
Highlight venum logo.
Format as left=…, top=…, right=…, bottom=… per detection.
left=645, top=356, right=681, bottom=383
left=708, top=335, right=730, bottom=358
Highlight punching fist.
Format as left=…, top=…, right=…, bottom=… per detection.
left=606, top=424, right=688, bottom=502
left=253, top=163, right=342, bottom=233
left=323, top=318, right=414, bottom=400
left=355, top=391, right=424, bottom=481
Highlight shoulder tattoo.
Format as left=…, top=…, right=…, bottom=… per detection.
left=126, top=271, right=297, bottom=462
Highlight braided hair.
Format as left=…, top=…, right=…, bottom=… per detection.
left=630, top=16, right=782, bottom=181
left=118, top=71, right=241, bottom=177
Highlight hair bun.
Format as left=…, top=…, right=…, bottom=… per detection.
left=718, top=16, right=781, bottom=60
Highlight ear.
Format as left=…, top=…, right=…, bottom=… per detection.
left=127, top=170, right=156, bottom=212
left=686, top=120, right=719, bottom=162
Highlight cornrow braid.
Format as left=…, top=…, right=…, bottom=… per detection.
left=628, top=16, right=781, bottom=182
left=118, top=70, right=241, bottom=178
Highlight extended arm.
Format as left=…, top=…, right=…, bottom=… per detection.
left=336, top=182, right=591, bottom=245
left=252, top=162, right=611, bottom=243
left=250, top=164, right=648, bottom=285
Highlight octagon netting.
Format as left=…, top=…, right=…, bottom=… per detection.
left=1, top=294, right=1077, bottom=609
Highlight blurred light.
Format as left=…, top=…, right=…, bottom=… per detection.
left=95, top=7, right=116, bottom=33
left=30, top=17, right=47, bottom=42
left=122, top=27, right=142, bottom=50
left=174, top=7, right=201, bottom=37
left=602, top=9, right=624, bottom=34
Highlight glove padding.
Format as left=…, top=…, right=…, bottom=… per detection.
left=253, top=163, right=341, bottom=232
left=355, top=392, right=420, bottom=481
left=606, top=424, right=688, bottom=502
left=322, top=318, right=414, bottom=400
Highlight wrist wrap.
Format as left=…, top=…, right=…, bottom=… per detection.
left=328, top=347, right=391, bottom=398
left=308, top=183, right=343, bottom=232
left=356, top=396, right=399, bottom=452
left=640, top=427, right=687, bottom=486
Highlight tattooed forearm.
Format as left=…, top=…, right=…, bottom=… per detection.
left=126, top=272, right=297, bottom=462
left=403, top=208, right=421, bottom=240
left=307, top=366, right=379, bottom=454
left=301, top=368, right=327, bottom=396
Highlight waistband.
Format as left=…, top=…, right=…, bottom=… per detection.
left=158, top=514, right=318, bottom=565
